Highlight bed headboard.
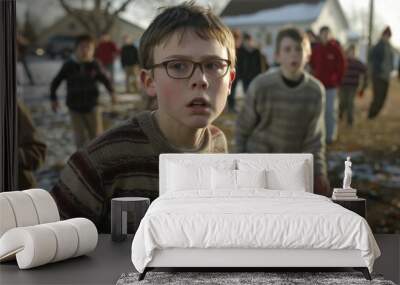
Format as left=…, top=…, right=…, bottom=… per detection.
left=159, top=153, right=314, bottom=195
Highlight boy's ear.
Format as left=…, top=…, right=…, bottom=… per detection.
left=227, top=69, right=236, bottom=95
left=140, top=69, right=157, bottom=97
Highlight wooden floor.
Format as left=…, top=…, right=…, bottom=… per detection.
left=373, top=234, right=400, bottom=284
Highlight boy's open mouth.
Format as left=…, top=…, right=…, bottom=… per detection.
left=187, top=97, right=211, bottom=108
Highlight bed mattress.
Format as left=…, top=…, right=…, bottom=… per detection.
left=131, top=190, right=380, bottom=273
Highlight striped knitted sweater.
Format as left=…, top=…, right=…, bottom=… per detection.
left=235, top=70, right=327, bottom=177
left=51, top=111, right=228, bottom=232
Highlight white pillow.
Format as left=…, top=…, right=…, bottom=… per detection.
left=211, top=168, right=236, bottom=190
left=211, top=169, right=267, bottom=191
left=238, top=159, right=307, bottom=191
left=237, top=169, right=267, bottom=189
left=167, top=162, right=212, bottom=191
left=266, top=163, right=306, bottom=191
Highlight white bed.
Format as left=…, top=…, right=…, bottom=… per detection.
left=131, top=154, right=380, bottom=280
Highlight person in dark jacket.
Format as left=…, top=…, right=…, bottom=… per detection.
left=50, top=34, right=116, bottom=149
left=120, top=35, right=139, bottom=93
left=398, top=57, right=400, bottom=81
left=309, top=26, right=346, bottom=144
left=240, top=33, right=268, bottom=93
left=368, top=26, right=394, bottom=119
left=17, top=100, right=47, bottom=189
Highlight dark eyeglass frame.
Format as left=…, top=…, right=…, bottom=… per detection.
left=147, top=58, right=232, bottom=79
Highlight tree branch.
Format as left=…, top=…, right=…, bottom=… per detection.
left=104, top=0, right=112, bottom=15
left=59, top=0, right=137, bottom=37
left=59, top=0, right=93, bottom=35
left=103, top=0, right=134, bottom=34
left=112, top=0, right=134, bottom=18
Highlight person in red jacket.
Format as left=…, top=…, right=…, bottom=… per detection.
left=95, top=33, right=119, bottom=82
left=310, top=26, right=346, bottom=144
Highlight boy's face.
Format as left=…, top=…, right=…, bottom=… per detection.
left=320, top=29, right=330, bottom=44
left=347, top=47, right=355, bottom=58
left=276, top=37, right=309, bottom=77
left=141, top=30, right=235, bottom=129
left=76, top=41, right=95, bottom=62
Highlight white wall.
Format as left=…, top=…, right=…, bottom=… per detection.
left=312, top=0, right=348, bottom=44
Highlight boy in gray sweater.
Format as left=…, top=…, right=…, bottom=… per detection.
left=236, top=27, right=330, bottom=196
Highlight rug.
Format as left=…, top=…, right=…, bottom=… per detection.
left=116, top=271, right=396, bottom=285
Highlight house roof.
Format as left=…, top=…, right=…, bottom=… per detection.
left=222, top=1, right=325, bottom=26
left=36, top=10, right=144, bottom=45
left=221, top=0, right=323, bottom=17
left=40, top=9, right=143, bottom=36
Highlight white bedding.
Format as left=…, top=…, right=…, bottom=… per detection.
left=131, top=190, right=380, bottom=273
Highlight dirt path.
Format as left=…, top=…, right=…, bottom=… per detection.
left=331, top=78, right=400, bottom=154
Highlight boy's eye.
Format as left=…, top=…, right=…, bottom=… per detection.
left=167, top=61, right=190, bottom=72
left=204, top=60, right=225, bottom=71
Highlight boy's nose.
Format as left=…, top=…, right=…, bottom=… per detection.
left=190, top=66, right=209, bottom=89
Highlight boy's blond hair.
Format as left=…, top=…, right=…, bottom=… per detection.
left=139, top=1, right=236, bottom=69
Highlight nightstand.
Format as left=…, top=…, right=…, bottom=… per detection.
left=331, top=198, right=366, bottom=218
left=111, top=197, right=150, bottom=242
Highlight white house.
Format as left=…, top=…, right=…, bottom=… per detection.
left=36, top=12, right=144, bottom=48
left=221, top=0, right=349, bottom=62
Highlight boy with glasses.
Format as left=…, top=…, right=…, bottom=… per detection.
left=51, top=2, right=236, bottom=233
left=236, top=27, right=330, bottom=196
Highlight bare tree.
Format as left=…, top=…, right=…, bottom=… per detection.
left=59, top=0, right=135, bottom=38
left=58, top=0, right=225, bottom=39
left=22, top=7, right=39, bottom=43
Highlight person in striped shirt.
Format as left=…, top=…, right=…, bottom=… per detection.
left=236, top=27, right=330, bottom=196
left=339, top=44, right=367, bottom=126
left=51, top=2, right=236, bottom=233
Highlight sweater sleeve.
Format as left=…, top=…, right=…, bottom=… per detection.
left=51, top=149, right=107, bottom=232
left=235, top=80, right=261, bottom=152
left=50, top=62, right=68, bottom=102
left=95, top=61, right=114, bottom=93
left=302, top=85, right=327, bottom=177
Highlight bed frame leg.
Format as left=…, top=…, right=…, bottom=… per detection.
left=354, top=267, right=371, bottom=280
left=138, top=268, right=148, bottom=281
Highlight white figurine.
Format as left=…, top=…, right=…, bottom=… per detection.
left=343, top=156, right=352, bottom=189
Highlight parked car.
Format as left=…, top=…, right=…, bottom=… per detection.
left=46, top=35, right=76, bottom=59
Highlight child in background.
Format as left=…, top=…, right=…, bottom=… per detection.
left=236, top=27, right=330, bottom=196
left=339, top=44, right=367, bottom=126
left=50, top=34, right=116, bottom=149
left=309, top=26, right=346, bottom=144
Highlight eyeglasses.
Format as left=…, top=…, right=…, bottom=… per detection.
left=147, top=58, right=231, bottom=79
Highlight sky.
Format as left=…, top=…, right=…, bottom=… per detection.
left=338, top=0, right=400, bottom=49
left=16, top=0, right=400, bottom=49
